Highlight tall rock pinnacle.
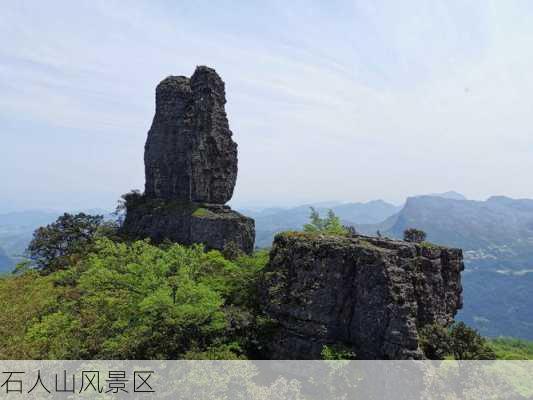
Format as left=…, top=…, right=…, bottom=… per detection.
left=144, top=66, right=238, bottom=204
left=121, top=66, right=255, bottom=254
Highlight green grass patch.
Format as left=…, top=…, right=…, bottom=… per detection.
left=192, top=207, right=216, bottom=218
left=419, top=241, right=440, bottom=249
left=489, top=337, right=533, bottom=360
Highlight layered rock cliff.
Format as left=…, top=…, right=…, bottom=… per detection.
left=121, top=66, right=255, bottom=253
left=261, top=233, right=463, bottom=359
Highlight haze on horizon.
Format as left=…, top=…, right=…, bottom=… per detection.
left=2, top=1, right=533, bottom=213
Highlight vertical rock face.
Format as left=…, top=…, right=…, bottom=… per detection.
left=121, top=66, right=254, bottom=253
left=144, top=66, right=237, bottom=204
left=261, top=233, right=463, bottom=359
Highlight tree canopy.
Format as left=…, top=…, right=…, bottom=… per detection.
left=1, top=238, right=270, bottom=359
left=403, top=228, right=427, bottom=243
left=303, top=208, right=351, bottom=236
left=27, top=213, right=117, bottom=274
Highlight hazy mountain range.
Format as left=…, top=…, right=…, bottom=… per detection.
left=240, top=191, right=533, bottom=339
left=241, top=200, right=401, bottom=248
left=0, top=209, right=111, bottom=273
left=358, top=194, right=533, bottom=270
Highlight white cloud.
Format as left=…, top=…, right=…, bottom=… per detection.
left=1, top=0, right=533, bottom=211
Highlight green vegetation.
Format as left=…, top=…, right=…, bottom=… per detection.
left=27, top=212, right=118, bottom=274
left=419, top=322, right=496, bottom=360
left=0, top=237, right=271, bottom=359
left=2, top=211, right=530, bottom=361
left=303, top=207, right=351, bottom=236
left=419, top=241, right=439, bottom=249
left=488, top=337, right=533, bottom=360
left=403, top=227, right=427, bottom=243
left=321, top=344, right=357, bottom=360
left=192, top=207, right=214, bottom=218
left=118, top=190, right=201, bottom=216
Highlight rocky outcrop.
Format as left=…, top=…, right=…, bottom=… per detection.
left=261, top=233, right=463, bottom=359
left=144, top=66, right=237, bottom=204
left=121, top=199, right=254, bottom=254
left=121, top=66, right=254, bottom=253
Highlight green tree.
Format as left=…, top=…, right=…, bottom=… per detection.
left=303, top=208, right=349, bottom=236
left=304, top=207, right=325, bottom=233
left=0, top=269, right=62, bottom=358
left=222, top=241, right=244, bottom=261
left=449, top=322, right=496, bottom=360
left=321, top=344, right=357, bottom=360
left=4, top=237, right=270, bottom=360
left=115, top=189, right=144, bottom=224
left=27, top=213, right=116, bottom=274
left=419, top=323, right=452, bottom=360
left=403, top=228, right=427, bottom=243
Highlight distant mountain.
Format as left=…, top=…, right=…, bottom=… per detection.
left=355, top=195, right=533, bottom=339
left=0, top=209, right=113, bottom=267
left=0, top=210, right=62, bottom=228
left=0, top=211, right=60, bottom=266
left=242, top=200, right=401, bottom=248
left=458, top=269, right=533, bottom=340
left=426, top=191, right=467, bottom=200
left=359, top=195, right=533, bottom=269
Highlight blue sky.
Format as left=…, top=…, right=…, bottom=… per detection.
left=2, top=1, right=533, bottom=212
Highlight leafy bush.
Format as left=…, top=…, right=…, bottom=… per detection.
left=27, top=213, right=117, bottom=274
left=449, top=322, right=496, bottom=360
left=419, top=323, right=452, bottom=360
left=116, top=189, right=144, bottom=213
left=222, top=241, right=244, bottom=261
left=419, top=322, right=496, bottom=360
left=321, top=344, right=357, bottom=360
left=403, top=228, right=427, bottom=243
left=303, top=208, right=350, bottom=236
left=1, top=238, right=270, bottom=359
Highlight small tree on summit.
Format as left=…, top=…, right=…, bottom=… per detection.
left=403, top=228, right=427, bottom=243
left=303, top=208, right=349, bottom=236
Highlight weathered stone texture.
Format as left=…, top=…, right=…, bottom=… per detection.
left=121, top=66, right=254, bottom=253
left=121, top=201, right=255, bottom=254
left=261, top=234, right=463, bottom=359
left=144, top=66, right=237, bottom=204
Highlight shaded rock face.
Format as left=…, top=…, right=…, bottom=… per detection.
left=121, top=201, right=255, bottom=254
left=122, top=66, right=254, bottom=253
left=261, top=234, right=463, bottom=359
left=145, top=66, right=237, bottom=204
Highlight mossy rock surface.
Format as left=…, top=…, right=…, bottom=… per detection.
left=120, top=199, right=255, bottom=253
left=192, top=207, right=218, bottom=218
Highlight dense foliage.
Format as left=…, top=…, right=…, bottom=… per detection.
left=2, top=211, right=530, bottom=360
left=403, top=228, right=427, bottom=243
left=0, top=238, right=270, bottom=359
left=27, top=212, right=117, bottom=274
left=419, top=322, right=496, bottom=360
left=303, top=208, right=351, bottom=236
